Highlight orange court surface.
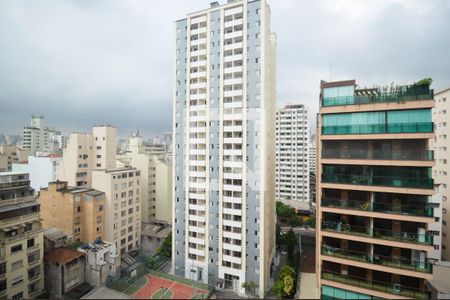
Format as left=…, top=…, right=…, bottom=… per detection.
left=133, top=274, right=208, bottom=299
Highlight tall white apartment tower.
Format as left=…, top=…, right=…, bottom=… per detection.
left=275, top=104, right=310, bottom=209
left=173, top=0, right=276, bottom=297
left=434, top=88, right=450, bottom=260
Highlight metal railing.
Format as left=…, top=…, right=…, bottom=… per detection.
left=321, top=271, right=430, bottom=299
left=0, top=212, right=40, bottom=227
left=0, top=195, right=35, bottom=207
left=321, top=222, right=433, bottom=245
left=322, top=173, right=434, bottom=189
left=321, top=198, right=434, bottom=217
left=322, top=90, right=433, bottom=107
left=322, top=122, right=433, bottom=135
left=321, top=245, right=432, bottom=273
left=0, top=180, right=30, bottom=189
left=3, top=227, right=43, bottom=244
left=322, top=149, right=434, bottom=161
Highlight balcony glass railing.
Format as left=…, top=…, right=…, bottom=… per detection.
left=322, top=90, right=434, bottom=107
left=321, top=198, right=434, bottom=217
left=321, top=271, right=430, bottom=300
left=321, top=245, right=433, bottom=273
left=321, top=222, right=433, bottom=245
left=322, top=149, right=434, bottom=161
left=322, top=173, right=434, bottom=189
left=322, top=122, right=434, bottom=135
left=322, top=122, right=433, bottom=135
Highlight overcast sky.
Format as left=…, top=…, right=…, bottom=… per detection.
left=1, top=0, right=449, bottom=138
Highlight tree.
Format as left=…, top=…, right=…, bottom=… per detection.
left=242, top=281, right=258, bottom=296
left=272, top=280, right=284, bottom=298
left=284, top=229, right=297, bottom=264
left=283, top=274, right=294, bottom=296
left=146, top=256, right=156, bottom=269
left=272, top=266, right=296, bottom=299
left=156, top=232, right=172, bottom=258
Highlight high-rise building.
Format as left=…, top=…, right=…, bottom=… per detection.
left=173, top=0, right=276, bottom=296
left=39, top=181, right=106, bottom=243
left=120, top=134, right=172, bottom=224
left=276, top=104, right=310, bottom=209
left=0, top=172, right=44, bottom=299
left=57, top=126, right=117, bottom=187
left=92, top=168, right=141, bottom=256
left=434, top=88, right=450, bottom=260
left=309, top=139, right=317, bottom=175
left=317, top=79, right=441, bottom=299
left=22, top=115, right=57, bottom=155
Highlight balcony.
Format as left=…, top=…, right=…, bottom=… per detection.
left=322, top=149, right=434, bottom=161
left=322, top=164, right=433, bottom=190
left=0, top=180, right=30, bottom=189
left=322, top=89, right=433, bottom=107
left=322, top=122, right=433, bottom=135
left=321, top=271, right=430, bottom=299
left=0, top=212, right=40, bottom=227
left=0, top=195, right=35, bottom=207
left=321, top=245, right=432, bottom=273
left=321, top=198, right=434, bottom=217
left=321, top=222, right=433, bottom=245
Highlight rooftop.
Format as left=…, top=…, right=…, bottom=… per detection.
left=44, top=228, right=72, bottom=242
left=45, top=247, right=84, bottom=265
left=428, top=261, right=450, bottom=294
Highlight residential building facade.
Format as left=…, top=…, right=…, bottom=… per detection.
left=44, top=248, right=85, bottom=299
left=57, top=126, right=117, bottom=188
left=92, top=168, right=141, bottom=256
left=22, top=115, right=56, bottom=155
left=39, top=181, right=106, bottom=243
left=309, top=139, right=316, bottom=175
left=317, top=79, right=439, bottom=299
left=276, top=104, right=310, bottom=209
left=77, top=239, right=120, bottom=287
left=173, top=0, right=276, bottom=296
left=0, top=145, right=29, bottom=172
left=0, top=172, right=44, bottom=299
left=119, top=134, right=173, bottom=224
left=434, top=88, right=450, bottom=260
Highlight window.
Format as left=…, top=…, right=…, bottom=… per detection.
left=11, top=260, right=23, bottom=271
left=11, top=244, right=23, bottom=253
left=12, top=292, right=23, bottom=300
left=11, top=275, right=23, bottom=286
left=27, top=239, right=35, bottom=248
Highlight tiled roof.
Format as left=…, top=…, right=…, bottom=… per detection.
left=45, top=247, right=84, bottom=265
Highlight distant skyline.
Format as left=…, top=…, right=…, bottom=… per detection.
left=1, top=0, right=449, bottom=138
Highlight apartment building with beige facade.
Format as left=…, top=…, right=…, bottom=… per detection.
left=0, top=145, right=29, bottom=172
left=173, top=0, right=276, bottom=296
left=317, top=79, right=440, bottom=299
left=0, top=172, right=44, bottom=299
left=57, top=126, right=117, bottom=187
left=92, top=168, right=141, bottom=256
left=119, top=134, right=173, bottom=225
left=39, top=181, right=105, bottom=243
left=434, top=88, right=450, bottom=260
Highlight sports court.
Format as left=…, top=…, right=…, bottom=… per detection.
left=133, top=274, right=208, bottom=299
